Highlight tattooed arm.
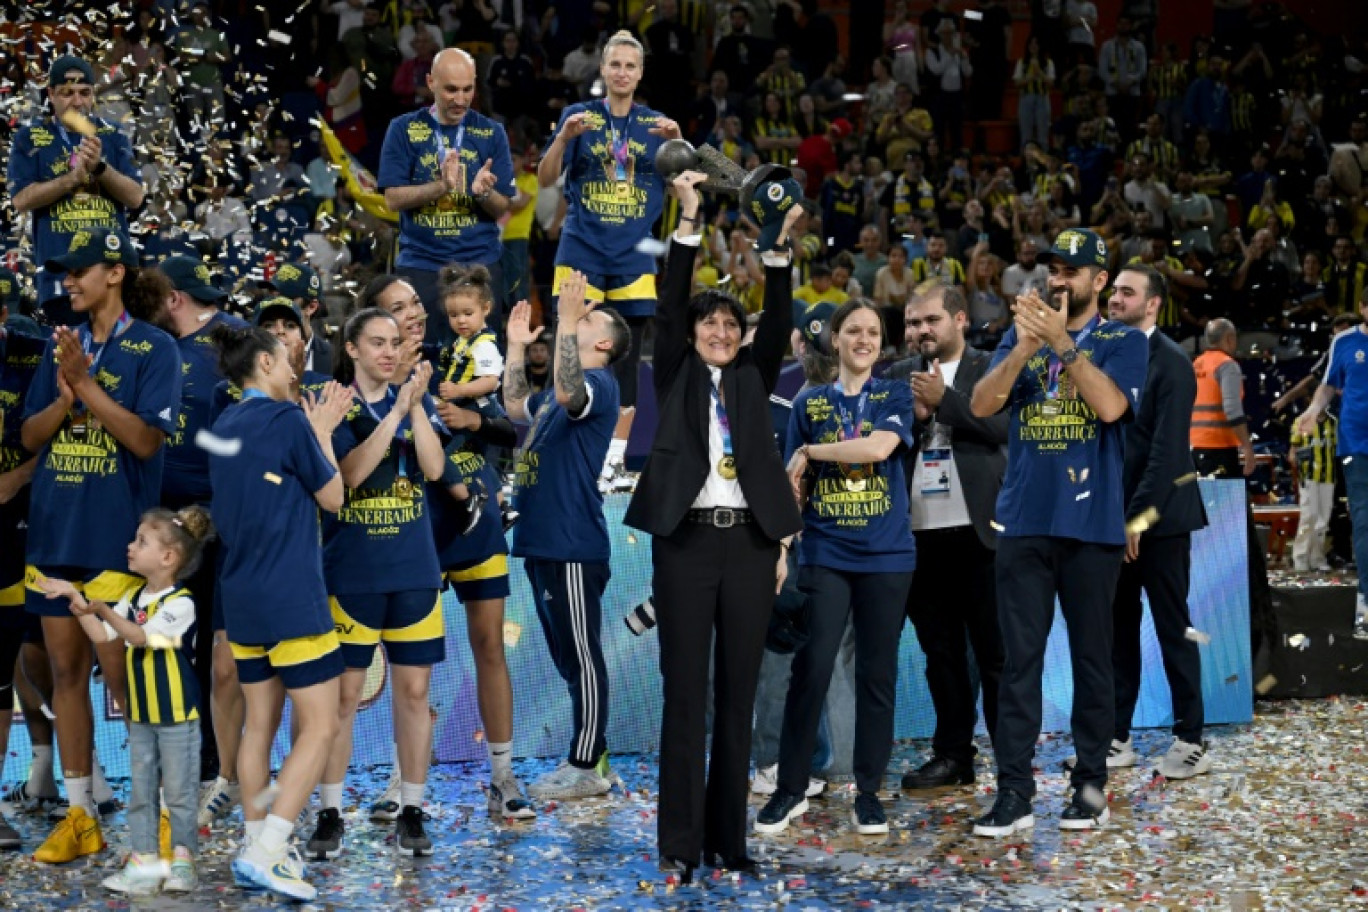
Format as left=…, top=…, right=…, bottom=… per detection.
left=554, top=270, right=593, bottom=417
left=555, top=328, right=590, bottom=416
left=503, top=300, right=539, bottom=422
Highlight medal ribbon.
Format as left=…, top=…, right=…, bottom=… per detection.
left=1045, top=314, right=1099, bottom=399
left=711, top=385, right=733, bottom=462
left=353, top=383, right=412, bottom=480
left=832, top=379, right=871, bottom=442
left=429, top=105, right=465, bottom=186
left=72, top=310, right=133, bottom=419
left=240, top=387, right=270, bottom=400
left=603, top=101, right=634, bottom=182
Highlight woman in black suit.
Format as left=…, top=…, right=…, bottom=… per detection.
left=624, top=171, right=805, bottom=881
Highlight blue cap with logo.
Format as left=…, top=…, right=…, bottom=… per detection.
left=1038, top=228, right=1110, bottom=269
left=43, top=227, right=138, bottom=273
left=266, top=262, right=322, bottom=301
left=161, top=254, right=226, bottom=303
left=48, top=55, right=94, bottom=86
left=254, top=295, right=305, bottom=328
left=740, top=164, right=804, bottom=254
left=798, top=301, right=837, bottom=355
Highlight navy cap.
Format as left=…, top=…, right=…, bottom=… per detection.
left=161, top=255, right=226, bottom=304
left=265, top=262, right=322, bottom=301
left=1038, top=228, right=1110, bottom=269
left=43, top=227, right=138, bottom=273
left=0, top=266, right=20, bottom=309
left=798, top=301, right=837, bottom=355
left=747, top=177, right=805, bottom=254
left=253, top=295, right=305, bottom=328
left=48, top=55, right=94, bottom=86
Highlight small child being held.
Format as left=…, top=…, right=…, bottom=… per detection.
left=435, top=264, right=518, bottom=531
left=42, top=506, right=215, bottom=898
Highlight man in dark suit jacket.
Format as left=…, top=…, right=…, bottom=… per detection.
left=886, top=285, right=1010, bottom=789
left=688, top=70, right=745, bottom=147
left=1105, top=263, right=1211, bottom=780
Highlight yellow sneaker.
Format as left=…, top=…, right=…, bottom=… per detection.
left=33, top=806, right=105, bottom=864
left=159, top=808, right=172, bottom=861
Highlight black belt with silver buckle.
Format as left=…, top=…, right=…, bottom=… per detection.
left=687, top=507, right=753, bottom=528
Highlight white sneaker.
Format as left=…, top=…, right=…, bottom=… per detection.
left=369, top=775, right=401, bottom=823
left=527, top=762, right=611, bottom=800
left=1064, top=738, right=1137, bottom=771
left=102, top=853, right=167, bottom=896
left=750, top=764, right=826, bottom=797
left=197, top=776, right=239, bottom=829
left=488, top=776, right=537, bottom=820
left=231, top=842, right=316, bottom=902
left=163, top=846, right=198, bottom=893
left=1157, top=739, right=1212, bottom=780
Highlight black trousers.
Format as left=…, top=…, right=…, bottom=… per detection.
left=907, top=526, right=1003, bottom=763
left=654, top=522, right=778, bottom=864
left=994, top=536, right=1123, bottom=800
left=525, top=558, right=611, bottom=768
left=1112, top=532, right=1204, bottom=743
left=779, top=566, right=913, bottom=796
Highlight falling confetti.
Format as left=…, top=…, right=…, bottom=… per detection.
left=194, top=428, right=242, bottom=457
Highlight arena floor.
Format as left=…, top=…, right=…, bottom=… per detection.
left=2, top=698, right=1365, bottom=910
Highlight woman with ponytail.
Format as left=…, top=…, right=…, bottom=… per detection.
left=307, top=308, right=449, bottom=860
left=20, top=227, right=182, bottom=864
left=206, top=323, right=352, bottom=902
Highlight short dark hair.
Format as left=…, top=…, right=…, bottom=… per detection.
left=601, top=308, right=631, bottom=364
left=809, top=262, right=832, bottom=279
left=1120, top=262, right=1167, bottom=304
left=687, top=289, right=747, bottom=341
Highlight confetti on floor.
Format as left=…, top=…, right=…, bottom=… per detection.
left=3, top=698, right=1367, bottom=909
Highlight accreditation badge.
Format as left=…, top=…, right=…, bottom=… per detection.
left=920, top=447, right=952, bottom=496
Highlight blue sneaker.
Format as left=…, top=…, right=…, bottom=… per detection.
left=231, top=843, right=316, bottom=902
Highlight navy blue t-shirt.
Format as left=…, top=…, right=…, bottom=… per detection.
left=1325, top=327, right=1368, bottom=456
left=0, top=328, right=46, bottom=587
left=551, top=101, right=668, bottom=278
left=989, top=318, right=1148, bottom=545
left=784, top=378, right=918, bottom=573
left=209, top=396, right=337, bottom=644
left=323, top=389, right=446, bottom=595
left=22, top=320, right=182, bottom=570
left=377, top=108, right=515, bottom=271
left=163, top=312, right=248, bottom=505
left=7, top=116, right=141, bottom=302
left=512, top=368, right=619, bottom=563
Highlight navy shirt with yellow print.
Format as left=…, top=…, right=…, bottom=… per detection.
left=323, top=390, right=446, bottom=596
left=22, top=319, right=182, bottom=570
left=7, top=115, right=140, bottom=298
left=989, top=319, right=1148, bottom=545
left=0, top=327, right=46, bottom=590
left=378, top=107, right=516, bottom=271
left=550, top=100, right=668, bottom=279
left=784, top=378, right=918, bottom=574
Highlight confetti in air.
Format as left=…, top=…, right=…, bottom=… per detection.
left=634, top=237, right=668, bottom=257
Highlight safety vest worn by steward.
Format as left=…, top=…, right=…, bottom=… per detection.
left=1191, top=349, right=1243, bottom=449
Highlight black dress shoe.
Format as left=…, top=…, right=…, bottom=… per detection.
left=706, top=853, right=758, bottom=874
left=900, top=756, right=975, bottom=790
left=658, top=856, right=696, bottom=884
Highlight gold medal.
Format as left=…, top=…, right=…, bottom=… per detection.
left=717, top=455, right=737, bottom=480
left=615, top=180, right=631, bottom=197
left=69, top=412, right=87, bottom=440
left=394, top=477, right=414, bottom=499
left=1041, top=399, right=1061, bottom=418
left=845, top=477, right=867, bottom=492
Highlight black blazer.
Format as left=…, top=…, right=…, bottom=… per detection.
left=886, top=347, right=1009, bottom=550
left=1123, top=330, right=1208, bottom=537
left=624, top=238, right=803, bottom=542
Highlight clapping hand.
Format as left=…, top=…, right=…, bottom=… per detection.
left=470, top=159, right=497, bottom=197
left=304, top=380, right=354, bottom=436
left=911, top=358, right=946, bottom=409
